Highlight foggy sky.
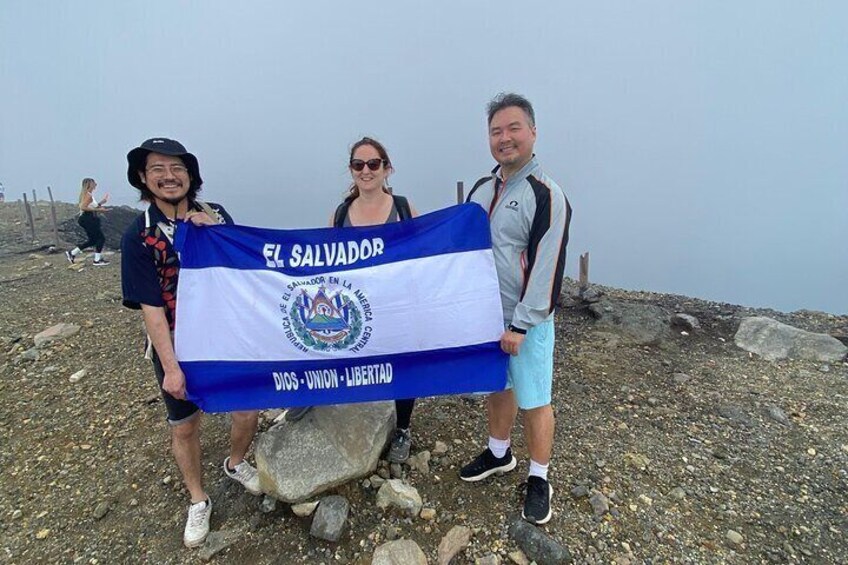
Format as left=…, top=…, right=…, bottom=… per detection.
left=2, top=1, right=846, bottom=313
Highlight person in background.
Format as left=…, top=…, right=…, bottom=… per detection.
left=66, top=178, right=110, bottom=266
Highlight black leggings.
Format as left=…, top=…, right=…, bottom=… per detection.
left=395, top=398, right=415, bottom=430
left=76, top=212, right=105, bottom=252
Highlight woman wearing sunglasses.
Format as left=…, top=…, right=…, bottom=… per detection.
left=285, top=137, right=420, bottom=460
left=334, top=136, right=419, bottom=463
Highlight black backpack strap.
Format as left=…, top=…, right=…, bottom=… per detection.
left=392, top=195, right=412, bottom=221
left=333, top=199, right=352, bottom=228
left=465, top=175, right=494, bottom=203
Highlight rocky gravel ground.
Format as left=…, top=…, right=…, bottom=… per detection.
left=1, top=206, right=846, bottom=564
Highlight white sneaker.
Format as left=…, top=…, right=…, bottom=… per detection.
left=223, top=457, right=262, bottom=495
left=183, top=498, right=212, bottom=548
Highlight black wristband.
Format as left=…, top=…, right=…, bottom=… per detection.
left=508, top=324, right=527, bottom=335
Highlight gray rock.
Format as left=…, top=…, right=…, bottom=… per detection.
left=570, top=485, right=590, bottom=499
left=92, top=501, right=110, bottom=520
left=199, top=530, right=240, bottom=562
left=726, top=529, right=744, bottom=546
left=588, top=300, right=672, bottom=345
left=508, top=550, right=531, bottom=565
left=672, top=372, right=691, bottom=384
left=433, top=441, right=448, bottom=455
left=34, top=323, right=80, bottom=347
left=370, top=474, right=386, bottom=488
left=589, top=493, right=610, bottom=516
left=671, top=313, right=700, bottom=331
left=476, top=555, right=500, bottom=565
left=508, top=518, right=572, bottom=564
left=255, top=401, right=394, bottom=502
left=390, top=463, right=403, bottom=478
left=438, top=524, right=472, bottom=565
left=407, top=450, right=431, bottom=474
left=669, top=487, right=686, bottom=500
left=717, top=404, right=754, bottom=427
left=765, top=404, right=791, bottom=426
left=734, top=317, right=847, bottom=362
left=309, top=495, right=349, bottom=542
left=376, top=479, right=422, bottom=517
left=260, top=495, right=277, bottom=513
left=578, top=286, right=604, bottom=303
left=372, top=539, right=428, bottom=565
left=20, top=347, right=40, bottom=361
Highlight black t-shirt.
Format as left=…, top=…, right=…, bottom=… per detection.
left=120, top=201, right=232, bottom=330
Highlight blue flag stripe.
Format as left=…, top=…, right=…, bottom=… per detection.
left=183, top=342, right=508, bottom=412
left=175, top=203, right=492, bottom=275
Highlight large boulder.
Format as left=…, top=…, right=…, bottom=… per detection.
left=735, top=316, right=847, bottom=362
left=255, top=402, right=394, bottom=502
left=588, top=299, right=672, bottom=345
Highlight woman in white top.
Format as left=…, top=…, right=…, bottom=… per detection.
left=66, top=177, right=110, bottom=266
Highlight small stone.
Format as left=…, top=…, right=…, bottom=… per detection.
left=260, top=495, right=277, bottom=513
left=807, top=448, right=816, bottom=457
left=669, top=487, right=686, bottom=500
left=370, top=474, right=386, bottom=488
left=69, top=369, right=87, bottom=383
left=507, top=549, right=530, bottom=565
left=291, top=500, right=319, bottom=517
left=819, top=364, right=830, bottom=373
left=373, top=539, right=428, bottom=565
left=476, top=554, right=500, bottom=565
left=92, top=501, right=110, bottom=519
left=726, top=530, right=744, bottom=545
left=376, top=480, right=422, bottom=517
left=36, top=529, right=50, bottom=539
left=385, top=525, right=399, bottom=541
left=12, top=509, right=22, bottom=520
left=589, top=493, right=610, bottom=516
left=570, top=485, right=590, bottom=499
left=638, top=494, right=653, bottom=506
left=433, top=441, right=448, bottom=455
left=419, top=507, right=436, bottom=521
left=508, top=519, right=572, bottom=564
left=309, top=495, right=349, bottom=542
left=671, top=313, right=700, bottom=331
left=199, top=530, right=240, bottom=562
left=390, top=463, right=403, bottom=478
left=672, top=373, right=691, bottom=384
left=129, top=498, right=138, bottom=507
left=162, top=475, right=172, bottom=485
left=623, top=452, right=650, bottom=470
left=34, top=323, right=81, bottom=347
left=765, top=404, right=791, bottom=426
left=438, top=525, right=472, bottom=565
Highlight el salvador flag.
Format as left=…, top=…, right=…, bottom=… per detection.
left=173, top=203, right=508, bottom=412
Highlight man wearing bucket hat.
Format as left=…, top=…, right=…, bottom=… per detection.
left=120, top=137, right=261, bottom=548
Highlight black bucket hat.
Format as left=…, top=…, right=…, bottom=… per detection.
left=126, top=137, right=202, bottom=191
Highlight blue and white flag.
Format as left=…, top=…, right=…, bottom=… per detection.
left=173, top=203, right=508, bottom=412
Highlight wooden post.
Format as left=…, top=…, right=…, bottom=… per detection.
left=456, top=181, right=464, bottom=204
left=578, top=252, right=590, bottom=290
left=47, top=186, right=60, bottom=245
left=19, top=199, right=29, bottom=238
left=22, top=193, right=36, bottom=242
left=31, top=189, right=40, bottom=219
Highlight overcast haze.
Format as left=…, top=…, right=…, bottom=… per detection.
left=2, top=1, right=846, bottom=314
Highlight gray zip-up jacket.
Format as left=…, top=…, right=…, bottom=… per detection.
left=467, top=156, right=572, bottom=330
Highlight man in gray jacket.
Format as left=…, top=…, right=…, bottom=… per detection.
left=460, top=93, right=572, bottom=525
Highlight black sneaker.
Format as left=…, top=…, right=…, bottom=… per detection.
left=387, top=428, right=412, bottom=463
left=65, top=250, right=75, bottom=264
left=459, top=448, right=517, bottom=482
left=92, top=259, right=110, bottom=266
left=522, top=476, right=553, bottom=524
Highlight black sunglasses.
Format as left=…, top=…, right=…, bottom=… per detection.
left=350, top=158, right=385, bottom=172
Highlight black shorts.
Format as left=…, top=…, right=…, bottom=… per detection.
left=152, top=348, right=201, bottom=425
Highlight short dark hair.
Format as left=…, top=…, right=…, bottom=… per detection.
left=487, top=92, right=535, bottom=127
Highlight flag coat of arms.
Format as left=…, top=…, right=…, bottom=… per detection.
left=173, top=203, right=509, bottom=412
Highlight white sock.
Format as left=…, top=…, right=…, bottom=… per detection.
left=528, top=459, right=549, bottom=481
left=94, top=252, right=102, bottom=261
left=488, top=436, right=510, bottom=459
left=71, top=247, right=81, bottom=256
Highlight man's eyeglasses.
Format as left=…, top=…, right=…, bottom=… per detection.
left=145, top=164, right=188, bottom=176
left=350, top=159, right=385, bottom=172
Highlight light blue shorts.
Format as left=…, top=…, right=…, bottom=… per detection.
left=506, top=319, right=555, bottom=410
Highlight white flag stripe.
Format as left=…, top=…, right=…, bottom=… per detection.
left=175, top=250, right=504, bottom=362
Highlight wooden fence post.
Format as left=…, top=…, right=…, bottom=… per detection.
left=578, top=252, right=590, bottom=290
left=456, top=181, right=464, bottom=204
left=31, top=189, right=40, bottom=220
left=47, top=186, right=60, bottom=245
left=22, top=193, right=36, bottom=242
